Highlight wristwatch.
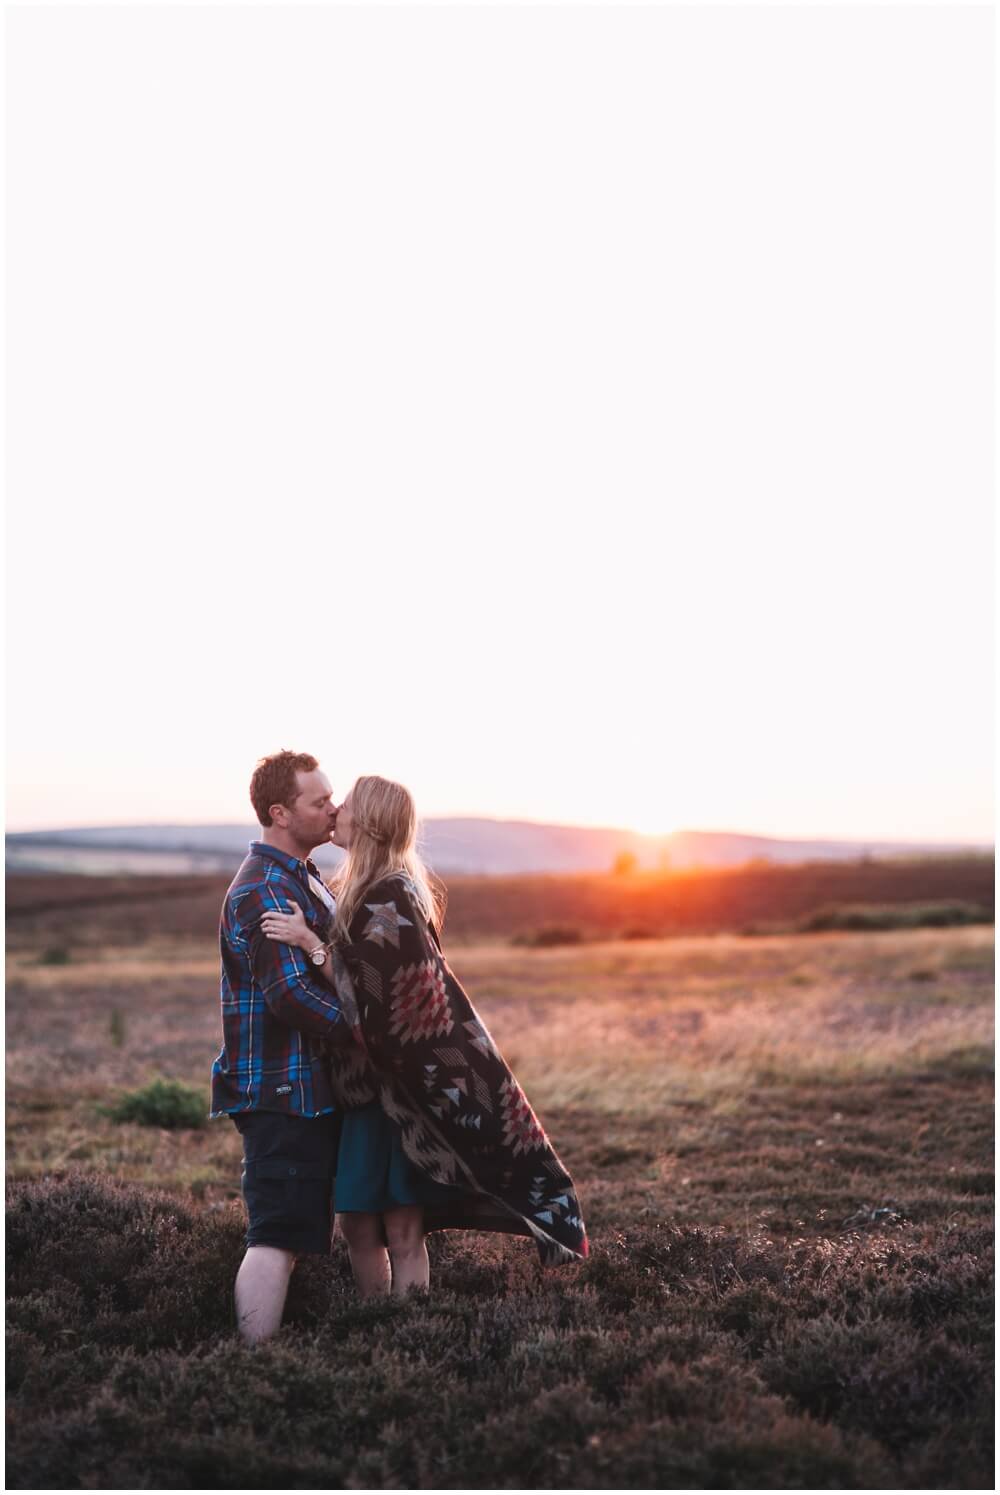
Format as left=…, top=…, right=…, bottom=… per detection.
left=308, top=943, right=328, bottom=966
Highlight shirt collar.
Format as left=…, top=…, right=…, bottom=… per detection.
left=250, top=840, right=322, bottom=883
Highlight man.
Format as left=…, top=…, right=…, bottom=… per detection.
left=211, top=749, right=351, bottom=1343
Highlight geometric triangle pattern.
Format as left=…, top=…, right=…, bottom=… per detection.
left=388, top=960, right=454, bottom=1045
left=333, top=871, right=588, bottom=1265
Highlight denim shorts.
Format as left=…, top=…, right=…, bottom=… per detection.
left=232, top=1110, right=342, bottom=1256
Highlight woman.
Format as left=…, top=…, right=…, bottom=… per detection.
left=260, top=775, right=587, bottom=1297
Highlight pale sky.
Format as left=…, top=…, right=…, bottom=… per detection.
left=5, top=2, right=994, bottom=841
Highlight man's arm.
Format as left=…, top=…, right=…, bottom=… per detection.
left=236, top=884, right=349, bottom=1039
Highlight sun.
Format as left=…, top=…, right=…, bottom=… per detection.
left=626, top=814, right=678, bottom=840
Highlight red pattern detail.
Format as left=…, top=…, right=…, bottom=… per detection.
left=499, top=1077, right=546, bottom=1157
left=388, top=960, right=454, bottom=1045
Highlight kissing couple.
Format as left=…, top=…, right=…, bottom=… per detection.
left=210, top=750, right=588, bottom=1342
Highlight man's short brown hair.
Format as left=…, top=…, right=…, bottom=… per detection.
left=250, top=750, right=319, bottom=827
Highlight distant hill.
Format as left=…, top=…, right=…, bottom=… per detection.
left=4, top=820, right=991, bottom=877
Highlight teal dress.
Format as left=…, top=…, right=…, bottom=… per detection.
left=334, top=1101, right=463, bottom=1214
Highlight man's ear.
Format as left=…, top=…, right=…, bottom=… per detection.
left=269, top=802, right=289, bottom=827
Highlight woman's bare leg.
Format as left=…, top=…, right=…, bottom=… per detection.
left=383, top=1205, right=429, bottom=1294
left=337, top=1211, right=390, bottom=1298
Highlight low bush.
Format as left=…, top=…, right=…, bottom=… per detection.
left=510, top=925, right=584, bottom=948
left=38, top=946, right=71, bottom=965
left=6, top=1177, right=993, bottom=1489
left=104, top=1079, right=207, bottom=1130
left=6, top=1176, right=994, bottom=1489
left=798, top=901, right=993, bottom=934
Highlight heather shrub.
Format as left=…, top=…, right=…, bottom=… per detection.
left=7, top=1175, right=244, bottom=1352
left=758, top=1315, right=986, bottom=1452
left=104, top=1078, right=207, bottom=1130
left=6, top=1176, right=994, bottom=1489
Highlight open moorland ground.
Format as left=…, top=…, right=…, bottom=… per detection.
left=5, top=872, right=995, bottom=1489
left=5, top=853, right=994, bottom=942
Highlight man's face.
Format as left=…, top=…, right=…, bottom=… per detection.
left=272, top=768, right=337, bottom=852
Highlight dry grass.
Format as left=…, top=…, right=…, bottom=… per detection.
left=449, top=928, right=994, bottom=1108
left=6, top=926, right=993, bottom=1166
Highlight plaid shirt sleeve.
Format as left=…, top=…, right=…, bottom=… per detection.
left=235, top=883, right=349, bottom=1040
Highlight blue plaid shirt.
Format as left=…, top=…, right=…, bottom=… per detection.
left=210, top=841, right=348, bottom=1117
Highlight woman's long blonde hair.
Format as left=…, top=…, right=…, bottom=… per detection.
left=330, top=775, right=444, bottom=941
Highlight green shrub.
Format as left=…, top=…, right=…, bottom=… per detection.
left=799, top=901, right=993, bottom=934
left=38, top=946, right=70, bottom=965
left=105, top=1079, right=206, bottom=1130
left=510, top=926, right=583, bottom=948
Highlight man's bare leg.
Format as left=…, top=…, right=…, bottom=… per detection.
left=384, top=1205, right=429, bottom=1294
left=234, top=1245, right=296, bottom=1343
left=337, top=1211, right=391, bottom=1297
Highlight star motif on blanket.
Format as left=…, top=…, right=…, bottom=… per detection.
left=361, top=901, right=414, bottom=949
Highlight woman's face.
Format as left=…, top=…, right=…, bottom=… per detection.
left=331, top=791, right=354, bottom=850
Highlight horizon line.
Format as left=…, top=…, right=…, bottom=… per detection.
left=4, top=814, right=993, bottom=849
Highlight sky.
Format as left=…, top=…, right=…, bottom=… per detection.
left=5, top=1, right=995, bottom=842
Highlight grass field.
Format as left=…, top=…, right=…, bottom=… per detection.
left=5, top=885, right=995, bottom=1489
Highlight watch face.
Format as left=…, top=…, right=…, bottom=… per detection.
left=311, top=949, right=326, bottom=965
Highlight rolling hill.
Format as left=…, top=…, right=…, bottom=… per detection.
left=5, top=819, right=990, bottom=877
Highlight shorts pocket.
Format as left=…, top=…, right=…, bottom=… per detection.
left=242, top=1156, right=333, bottom=1249
left=251, top=1158, right=332, bottom=1183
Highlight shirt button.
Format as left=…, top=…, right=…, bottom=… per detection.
left=288, top=1166, right=298, bottom=1176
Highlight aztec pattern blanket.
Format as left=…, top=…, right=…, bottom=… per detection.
left=324, top=874, right=588, bottom=1265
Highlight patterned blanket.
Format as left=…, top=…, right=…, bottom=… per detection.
left=324, top=874, right=588, bottom=1265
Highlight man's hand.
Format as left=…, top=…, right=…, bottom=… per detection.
left=260, top=900, right=315, bottom=953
